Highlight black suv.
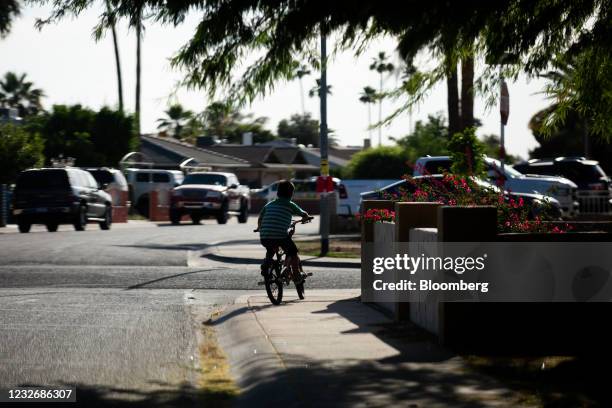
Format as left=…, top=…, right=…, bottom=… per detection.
left=514, top=157, right=611, bottom=213
left=514, top=158, right=610, bottom=190
left=12, top=168, right=113, bottom=233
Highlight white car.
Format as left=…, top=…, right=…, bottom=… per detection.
left=125, top=168, right=184, bottom=216
left=252, top=177, right=350, bottom=215
left=413, top=156, right=579, bottom=217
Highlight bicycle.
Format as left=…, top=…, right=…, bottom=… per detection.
left=254, top=217, right=314, bottom=305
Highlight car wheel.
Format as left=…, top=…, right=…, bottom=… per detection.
left=74, top=204, right=87, bottom=231
left=169, top=209, right=181, bottom=225
left=237, top=200, right=249, bottom=223
left=18, top=222, right=31, bottom=233
left=99, top=206, right=112, bottom=230
left=46, top=223, right=59, bottom=232
left=216, top=202, right=229, bottom=224
left=191, top=215, right=202, bottom=225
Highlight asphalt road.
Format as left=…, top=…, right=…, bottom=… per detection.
left=0, top=216, right=359, bottom=406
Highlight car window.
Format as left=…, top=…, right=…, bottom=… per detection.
left=424, top=160, right=451, bottom=175
left=88, top=170, right=114, bottom=185
left=183, top=174, right=228, bottom=186
left=152, top=173, right=170, bottom=183
left=557, top=162, right=606, bottom=183
left=85, top=172, right=99, bottom=188
left=135, top=173, right=150, bottom=183
left=271, top=183, right=278, bottom=191
left=17, top=170, right=70, bottom=190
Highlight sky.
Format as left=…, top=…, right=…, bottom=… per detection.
left=0, top=4, right=550, bottom=159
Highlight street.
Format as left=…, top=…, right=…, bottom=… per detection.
left=0, top=217, right=360, bottom=406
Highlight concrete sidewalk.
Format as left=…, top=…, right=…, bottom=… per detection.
left=210, top=290, right=528, bottom=407
left=200, top=241, right=360, bottom=269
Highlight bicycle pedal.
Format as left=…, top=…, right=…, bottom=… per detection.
left=306, top=273, right=313, bottom=277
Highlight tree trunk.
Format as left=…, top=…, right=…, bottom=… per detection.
left=446, top=61, right=460, bottom=137
left=378, top=73, right=383, bottom=146
left=135, top=9, right=142, bottom=135
left=460, top=53, right=474, bottom=130
left=106, top=0, right=123, bottom=112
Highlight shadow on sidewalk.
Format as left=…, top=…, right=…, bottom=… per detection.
left=15, top=381, right=227, bottom=408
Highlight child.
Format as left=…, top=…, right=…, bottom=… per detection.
left=257, top=180, right=311, bottom=279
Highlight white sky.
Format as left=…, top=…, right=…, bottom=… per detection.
left=0, top=4, right=548, bottom=158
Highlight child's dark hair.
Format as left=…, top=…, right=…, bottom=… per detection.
left=277, top=180, right=295, bottom=199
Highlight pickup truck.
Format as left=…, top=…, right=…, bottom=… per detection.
left=169, top=172, right=250, bottom=224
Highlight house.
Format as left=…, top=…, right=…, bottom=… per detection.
left=139, top=135, right=322, bottom=188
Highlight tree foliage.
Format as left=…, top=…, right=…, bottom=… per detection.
left=277, top=113, right=320, bottom=147
left=0, top=0, right=20, bottom=38
left=25, top=104, right=136, bottom=167
left=0, top=72, right=45, bottom=117
left=157, top=104, right=193, bottom=140
left=345, top=146, right=409, bottom=179
left=448, top=127, right=486, bottom=177
left=0, top=123, right=44, bottom=185
left=200, top=101, right=276, bottom=144
left=393, top=113, right=449, bottom=161
left=32, top=0, right=612, bottom=140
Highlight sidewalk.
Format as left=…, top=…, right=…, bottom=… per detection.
left=200, top=240, right=360, bottom=269
left=210, top=290, right=528, bottom=407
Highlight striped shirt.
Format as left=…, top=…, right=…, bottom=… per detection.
left=259, top=198, right=307, bottom=239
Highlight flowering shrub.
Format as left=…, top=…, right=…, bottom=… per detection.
left=381, top=173, right=571, bottom=233
left=356, top=208, right=395, bottom=224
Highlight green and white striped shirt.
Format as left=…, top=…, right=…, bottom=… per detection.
left=259, top=198, right=307, bottom=239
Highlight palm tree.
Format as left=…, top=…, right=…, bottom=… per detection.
left=104, top=0, right=123, bottom=112
left=0, top=0, right=20, bottom=37
left=202, top=101, right=243, bottom=139
left=531, top=59, right=591, bottom=156
left=359, top=86, right=377, bottom=144
left=369, top=52, right=395, bottom=146
left=157, top=104, right=193, bottom=139
left=0, top=72, right=45, bottom=117
left=294, top=64, right=310, bottom=115
left=134, top=5, right=143, bottom=135
left=308, top=79, right=332, bottom=98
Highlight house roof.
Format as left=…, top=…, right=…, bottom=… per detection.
left=205, top=145, right=274, bottom=165
left=140, top=135, right=251, bottom=168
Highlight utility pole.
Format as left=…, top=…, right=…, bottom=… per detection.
left=319, top=30, right=329, bottom=256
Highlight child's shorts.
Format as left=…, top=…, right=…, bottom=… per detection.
left=260, top=237, right=298, bottom=257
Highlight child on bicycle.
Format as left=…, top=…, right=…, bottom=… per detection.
left=257, top=180, right=311, bottom=280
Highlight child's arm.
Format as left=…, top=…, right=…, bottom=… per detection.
left=289, top=200, right=310, bottom=220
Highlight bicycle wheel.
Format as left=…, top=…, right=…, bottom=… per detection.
left=265, top=261, right=283, bottom=305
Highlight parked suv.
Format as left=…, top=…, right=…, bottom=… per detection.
left=414, top=155, right=579, bottom=217
left=169, top=172, right=250, bottom=224
left=85, top=167, right=129, bottom=206
left=125, top=168, right=184, bottom=216
left=12, top=168, right=112, bottom=233
left=514, top=157, right=611, bottom=214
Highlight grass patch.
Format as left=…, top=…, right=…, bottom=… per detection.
left=198, top=314, right=239, bottom=407
left=296, top=239, right=361, bottom=258
left=128, top=213, right=148, bottom=221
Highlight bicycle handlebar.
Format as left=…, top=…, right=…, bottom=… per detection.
left=253, top=216, right=314, bottom=233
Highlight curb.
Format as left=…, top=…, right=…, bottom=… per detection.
left=201, top=250, right=359, bottom=269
